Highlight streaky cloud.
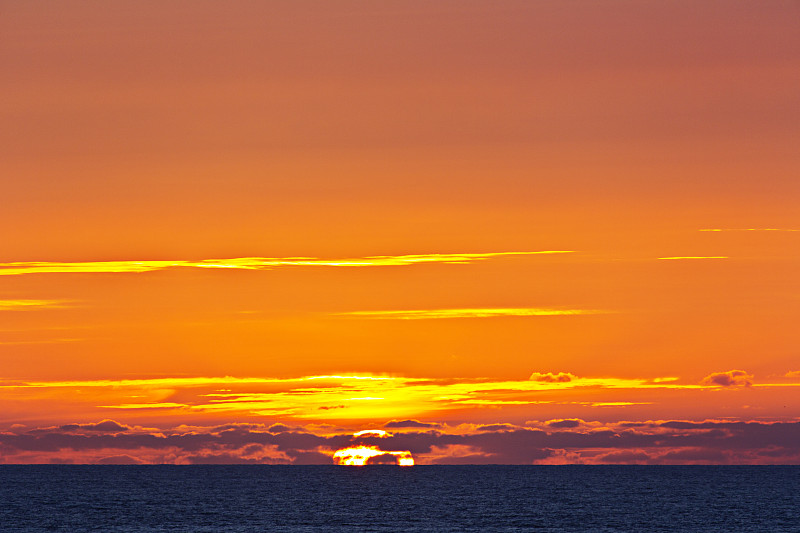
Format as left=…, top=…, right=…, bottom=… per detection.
left=0, top=251, right=574, bottom=276
left=0, top=372, right=708, bottom=422
left=0, top=299, right=72, bottom=311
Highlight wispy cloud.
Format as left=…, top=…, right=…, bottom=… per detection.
left=657, top=256, right=729, bottom=260
left=334, top=308, right=607, bottom=320
left=0, top=251, right=573, bottom=276
left=5, top=371, right=797, bottom=424
left=0, top=373, right=707, bottom=422
left=0, top=299, right=71, bottom=311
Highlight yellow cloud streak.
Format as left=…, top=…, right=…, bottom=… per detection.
left=0, top=251, right=573, bottom=276
left=0, top=299, right=71, bottom=311
left=14, top=374, right=699, bottom=420
left=335, top=308, right=607, bottom=320
left=187, top=375, right=702, bottom=419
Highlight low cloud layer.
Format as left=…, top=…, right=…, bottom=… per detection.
left=1, top=418, right=798, bottom=465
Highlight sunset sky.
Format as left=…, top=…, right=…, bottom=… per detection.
left=1, top=0, right=799, bottom=465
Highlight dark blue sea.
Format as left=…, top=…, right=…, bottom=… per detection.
left=0, top=466, right=797, bottom=532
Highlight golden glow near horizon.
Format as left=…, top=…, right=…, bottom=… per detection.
left=0, top=252, right=573, bottom=276
left=335, top=308, right=607, bottom=319
left=3, top=372, right=794, bottom=425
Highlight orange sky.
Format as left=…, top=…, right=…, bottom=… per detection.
left=1, top=1, right=799, bottom=464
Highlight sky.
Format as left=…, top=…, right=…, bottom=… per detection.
left=1, top=0, right=799, bottom=465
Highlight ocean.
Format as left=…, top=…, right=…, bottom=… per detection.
left=0, top=465, right=797, bottom=532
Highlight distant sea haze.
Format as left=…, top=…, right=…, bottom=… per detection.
left=0, top=465, right=797, bottom=531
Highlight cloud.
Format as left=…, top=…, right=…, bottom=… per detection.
left=183, top=444, right=293, bottom=465
left=185, top=453, right=269, bottom=465
left=530, top=372, right=575, bottom=383
left=334, top=308, right=605, bottom=320
left=593, top=450, right=653, bottom=464
left=657, top=448, right=728, bottom=463
left=475, top=424, right=517, bottom=432
left=384, top=419, right=441, bottom=429
left=1, top=419, right=799, bottom=464
left=547, top=419, right=583, bottom=429
left=0, top=372, right=725, bottom=423
left=590, top=447, right=731, bottom=465
left=0, top=251, right=573, bottom=276
left=59, top=420, right=129, bottom=433
left=286, top=451, right=334, bottom=465
left=422, top=445, right=494, bottom=465
left=701, top=370, right=754, bottom=387
left=0, top=299, right=71, bottom=311
left=785, top=371, right=800, bottom=379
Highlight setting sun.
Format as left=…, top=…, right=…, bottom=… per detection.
left=333, top=446, right=415, bottom=467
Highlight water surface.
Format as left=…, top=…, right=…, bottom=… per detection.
left=0, top=465, right=796, bottom=531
